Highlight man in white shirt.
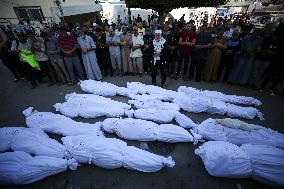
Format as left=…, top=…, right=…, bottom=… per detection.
left=130, top=26, right=144, bottom=76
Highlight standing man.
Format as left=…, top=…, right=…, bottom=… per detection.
left=166, top=28, right=179, bottom=78
left=176, top=23, right=196, bottom=80
left=44, top=29, right=71, bottom=84
left=106, top=27, right=121, bottom=76
left=58, top=27, right=84, bottom=84
left=95, top=27, right=112, bottom=76
left=77, top=26, right=102, bottom=80
left=120, top=26, right=133, bottom=75
left=189, top=25, right=212, bottom=82
left=142, top=28, right=154, bottom=74
left=150, top=30, right=168, bottom=88
left=130, top=26, right=144, bottom=76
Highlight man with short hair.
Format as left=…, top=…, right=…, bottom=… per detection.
left=58, top=28, right=84, bottom=84
left=130, top=26, right=144, bottom=76
left=106, top=27, right=121, bottom=76
left=77, top=26, right=102, bottom=80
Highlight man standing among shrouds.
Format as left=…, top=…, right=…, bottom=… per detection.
left=149, top=30, right=168, bottom=88
left=58, top=27, right=84, bottom=85
left=130, top=26, right=144, bottom=76
left=77, top=26, right=102, bottom=81
left=106, top=27, right=122, bottom=76
left=120, top=26, right=133, bottom=75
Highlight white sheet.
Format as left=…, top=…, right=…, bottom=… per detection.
left=11, top=128, right=69, bottom=158
left=0, top=151, right=78, bottom=185
left=173, top=94, right=264, bottom=120
left=62, top=135, right=175, bottom=172
left=195, top=141, right=253, bottom=178
left=102, top=118, right=193, bottom=143
left=240, top=144, right=284, bottom=187
left=79, top=80, right=135, bottom=97
left=54, top=93, right=132, bottom=118
left=23, top=107, right=103, bottom=137
left=195, top=118, right=284, bottom=149
left=178, top=86, right=262, bottom=106
left=0, top=127, right=25, bottom=152
left=134, top=109, right=177, bottom=123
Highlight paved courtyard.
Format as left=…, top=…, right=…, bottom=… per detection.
left=1, top=64, right=284, bottom=189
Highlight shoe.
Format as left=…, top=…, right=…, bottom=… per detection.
left=183, top=76, right=189, bottom=81
left=14, top=78, right=20, bottom=82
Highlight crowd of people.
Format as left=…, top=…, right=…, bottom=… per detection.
left=0, top=15, right=283, bottom=95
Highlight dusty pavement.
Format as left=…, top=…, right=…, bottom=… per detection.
left=1, top=63, right=284, bottom=189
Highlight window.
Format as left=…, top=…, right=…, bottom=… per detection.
left=14, top=6, right=44, bottom=22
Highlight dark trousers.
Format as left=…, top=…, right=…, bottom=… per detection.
left=22, top=62, right=41, bottom=85
left=1, top=53, right=23, bottom=79
left=38, top=60, right=56, bottom=83
left=167, top=53, right=177, bottom=75
left=177, top=56, right=190, bottom=76
left=189, top=58, right=206, bottom=81
left=260, top=62, right=283, bottom=91
left=151, top=60, right=166, bottom=85
left=96, top=49, right=113, bottom=76
left=217, top=54, right=235, bottom=82
left=143, top=55, right=152, bottom=73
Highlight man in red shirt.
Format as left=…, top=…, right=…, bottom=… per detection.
left=176, top=23, right=196, bottom=80
left=58, top=28, right=84, bottom=84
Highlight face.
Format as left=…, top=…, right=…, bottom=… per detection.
left=185, top=24, right=191, bottom=31
left=82, top=26, right=88, bottom=34
left=154, top=33, right=161, bottom=40
left=109, top=29, right=114, bottom=35
left=138, top=22, right=142, bottom=28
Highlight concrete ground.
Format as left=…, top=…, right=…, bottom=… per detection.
left=1, top=63, right=283, bottom=189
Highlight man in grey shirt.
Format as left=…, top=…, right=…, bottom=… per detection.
left=43, top=29, right=70, bottom=84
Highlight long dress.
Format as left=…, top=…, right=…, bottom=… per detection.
left=228, top=35, right=263, bottom=85
left=77, top=35, right=102, bottom=80
left=120, top=33, right=133, bottom=74
left=203, top=38, right=225, bottom=82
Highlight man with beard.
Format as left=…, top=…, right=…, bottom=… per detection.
left=77, top=26, right=102, bottom=80
left=149, top=30, right=168, bottom=88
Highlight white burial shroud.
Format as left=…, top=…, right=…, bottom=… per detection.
left=0, top=127, right=25, bottom=152
left=10, top=127, right=69, bottom=159
left=102, top=118, right=194, bottom=143
left=194, top=118, right=284, bottom=149
left=240, top=144, right=284, bottom=187
left=195, top=141, right=253, bottom=178
left=23, top=107, right=103, bottom=137
left=178, top=86, right=262, bottom=106
left=62, top=135, right=175, bottom=172
left=79, top=80, right=135, bottom=97
left=0, top=151, right=78, bottom=185
left=173, top=93, right=264, bottom=120
left=196, top=141, right=284, bottom=187
left=54, top=93, right=133, bottom=118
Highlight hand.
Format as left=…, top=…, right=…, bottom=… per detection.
left=154, top=51, right=160, bottom=57
left=82, top=48, right=88, bottom=54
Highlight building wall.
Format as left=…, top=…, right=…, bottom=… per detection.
left=0, top=0, right=100, bottom=24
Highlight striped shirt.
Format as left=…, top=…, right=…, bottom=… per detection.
left=58, top=35, right=77, bottom=57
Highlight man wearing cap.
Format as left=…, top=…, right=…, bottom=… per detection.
left=149, top=29, right=168, bottom=88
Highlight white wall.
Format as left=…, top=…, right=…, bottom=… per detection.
left=0, top=0, right=101, bottom=24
